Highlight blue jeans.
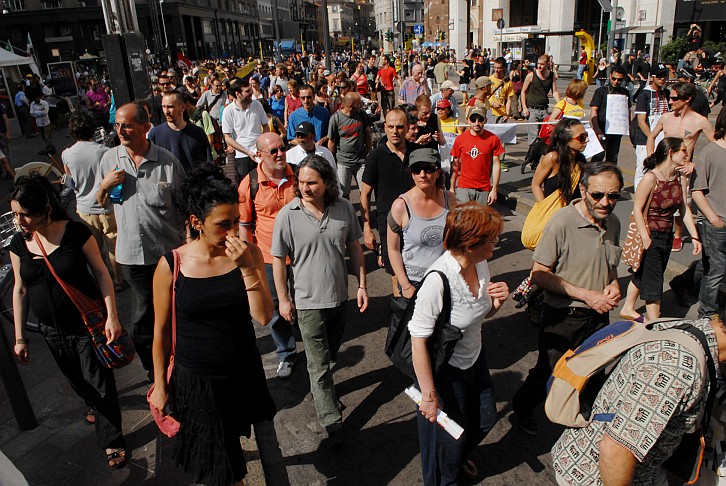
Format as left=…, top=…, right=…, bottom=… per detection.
left=576, top=64, right=586, bottom=80
left=698, top=220, right=726, bottom=318
left=416, top=349, right=498, bottom=486
left=265, top=263, right=297, bottom=363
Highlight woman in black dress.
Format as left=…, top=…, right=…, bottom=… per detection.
left=149, top=164, right=275, bottom=486
left=9, top=175, right=127, bottom=469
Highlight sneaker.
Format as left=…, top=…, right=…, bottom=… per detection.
left=514, top=412, right=539, bottom=436
left=672, top=236, right=683, bottom=252
left=276, top=361, right=292, bottom=379
left=500, top=162, right=509, bottom=172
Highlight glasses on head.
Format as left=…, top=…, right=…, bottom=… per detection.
left=611, top=77, right=624, bottom=83
left=410, top=163, right=439, bottom=174
left=262, top=146, right=289, bottom=156
left=573, top=133, right=589, bottom=143
left=587, top=191, right=623, bottom=201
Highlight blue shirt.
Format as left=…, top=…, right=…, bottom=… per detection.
left=286, top=105, right=331, bottom=142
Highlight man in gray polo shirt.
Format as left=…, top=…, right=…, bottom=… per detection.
left=271, top=154, right=368, bottom=440
left=97, top=102, right=185, bottom=377
left=512, top=161, right=623, bottom=435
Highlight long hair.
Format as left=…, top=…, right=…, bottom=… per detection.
left=546, top=118, right=586, bottom=204
left=11, top=174, right=68, bottom=221
left=644, top=137, right=684, bottom=171
left=294, top=155, right=340, bottom=207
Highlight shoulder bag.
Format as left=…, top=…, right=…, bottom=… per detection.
left=147, top=249, right=181, bottom=438
left=35, top=234, right=135, bottom=369
left=621, top=181, right=656, bottom=272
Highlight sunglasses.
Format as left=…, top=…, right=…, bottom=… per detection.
left=611, top=77, right=624, bottom=82
left=670, top=95, right=685, bottom=101
left=587, top=191, right=623, bottom=201
left=410, top=163, right=439, bottom=174
left=262, top=146, right=289, bottom=155
left=469, top=116, right=485, bottom=123
left=674, top=146, right=688, bottom=153
left=300, top=95, right=314, bottom=99
left=159, top=82, right=171, bottom=86
left=573, top=133, right=589, bottom=143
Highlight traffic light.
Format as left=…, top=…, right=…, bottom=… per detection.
left=385, top=31, right=394, bottom=42
left=440, top=31, right=445, bottom=41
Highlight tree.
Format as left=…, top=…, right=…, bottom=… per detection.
left=660, top=36, right=689, bottom=65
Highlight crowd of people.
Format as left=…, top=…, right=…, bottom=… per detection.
left=5, top=42, right=726, bottom=486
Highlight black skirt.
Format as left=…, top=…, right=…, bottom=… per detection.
left=171, top=362, right=276, bottom=486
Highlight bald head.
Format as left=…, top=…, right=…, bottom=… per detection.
left=342, top=92, right=361, bottom=108
left=256, top=132, right=284, bottom=152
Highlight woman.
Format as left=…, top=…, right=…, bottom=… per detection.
left=284, top=79, right=302, bottom=127
left=351, top=62, right=369, bottom=97
left=269, top=85, right=286, bottom=124
left=410, top=202, right=509, bottom=484
left=149, top=164, right=275, bottom=486
left=437, top=99, right=459, bottom=134
left=457, top=59, right=472, bottom=106
left=620, top=137, right=702, bottom=322
left=594, top=58, right=609, bottom=87
left=10, top=175, right=127, bottom=469
left=709, top=64, right=726, bottom=109
left=250, top=76, right=265, bottom=100
left=531, top=118, right=586, bottom=203
left=315, top=81, right=332, bottom=113
left=388, top=148, right=457, bottom=300
left=549, top=79, right=588, bottom=121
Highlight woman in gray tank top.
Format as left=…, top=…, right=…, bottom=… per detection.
left=387, top=148, right=458, bottom=300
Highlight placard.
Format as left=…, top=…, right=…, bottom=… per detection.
left=604, top=93, right=630, bottom=135
left=47, top=61, right=77, bottom=97
left=582, top=123, right=605, bottom=159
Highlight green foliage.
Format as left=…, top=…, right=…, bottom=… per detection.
left=703, top=41, right=726, bottom=57
left=660, top=36, right=689, bottom=65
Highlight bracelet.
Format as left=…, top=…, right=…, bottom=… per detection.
left=359, top=286, right=367, bottom=290
left=242, top=272, right=257, bottom=278
left=244, top=279, right=263, bottom=291
left=422, top=390, right=437, bottom=402
left=16, top=338, right=28, bottom=345
left=692, top=237, right=701, bottom=242
left=402, top=285, right=413, bottom=291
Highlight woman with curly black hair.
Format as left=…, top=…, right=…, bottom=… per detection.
left=149, top=163, right=275, bottom=486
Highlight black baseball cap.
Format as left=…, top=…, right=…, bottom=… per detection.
left=295, top=121, right=315, bottom=136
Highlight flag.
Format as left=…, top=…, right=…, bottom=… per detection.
left=176, top=52, right=192, bottom=70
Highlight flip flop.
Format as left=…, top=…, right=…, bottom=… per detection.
left=86, top=408, right=95, bottom=425
left=619, top=313, right=643, bottom=322
left=106, top=448, right=128, bottom=470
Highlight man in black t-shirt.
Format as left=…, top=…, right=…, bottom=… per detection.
left=590, top=66, right=631, bottom=163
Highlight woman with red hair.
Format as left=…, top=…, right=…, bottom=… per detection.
left=409, top=202, right=510, bottom=484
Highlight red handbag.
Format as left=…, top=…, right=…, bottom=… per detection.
left=147, top=249, right=181, bottom=438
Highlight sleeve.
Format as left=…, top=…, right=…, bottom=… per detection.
left=221, top=107, right=233, bottom=135
left=238, top=174, right=254, bottom=225
left=69, top=220, right=93, bottom=247
left=450, top=134, right=462, bottom=158
left=328, top=113, right=338, bottom=141
left=634, top=93, right=648, bottom=115
left=691, top=149, right=710, bottom=192
left=286, top=113, right=296, bottom=140
left=361, top=152, right=377, bottom=186
left=196, top=92, right=207, bottom=108
left=8, top=233, right=24, bottom=257
left=491, top=135, right=505, bottom=156
left=532, top=215, right=561, bottom=268
left=408, top=272, right=446, bottom=338
left=591, top=88, right=604, bottom=110
left=554, top=99, right=565, bottom=111
left=270, top=209, right=291, bottom=258
left=345, top=201, right=363, bottom=242
left=202, top=112, right=216, bottom=136
left=254, top=101, right=270, bottom=126
left=321, top=110, right=330, bottom=138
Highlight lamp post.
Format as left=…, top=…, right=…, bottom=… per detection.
left=159, top=0, right=171, bottom=67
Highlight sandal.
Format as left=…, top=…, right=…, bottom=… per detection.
left=619, top=312, right=643, bottom=322
left=461, top=459, right=479, bottom=479
left=85, top=408, right=95, bottom=425
left=105, top=448, right=128, bottom=469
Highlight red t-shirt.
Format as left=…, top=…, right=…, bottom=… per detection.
left=451, top=129, right=505, bottom=191
left=579, top=51, right=587, bottom=65
left=378, top=66, right=397, bottom=91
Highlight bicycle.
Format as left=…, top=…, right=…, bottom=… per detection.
left=13, top=149, right=74, bottom=206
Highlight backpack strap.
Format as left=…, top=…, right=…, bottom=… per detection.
left=247, top=167, right=259, bottom=232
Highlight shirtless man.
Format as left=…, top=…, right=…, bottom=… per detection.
left=647, top=81, right=714, bottom=250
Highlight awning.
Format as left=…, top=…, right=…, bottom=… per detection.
left=280, top=40, right=295, bottom=50
left=627, top=25, right=664, bottom=34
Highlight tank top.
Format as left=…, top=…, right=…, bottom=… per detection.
left=527, top=71, right=554, bottom=107
left=647, top=178, right=682, bottom=232
left=400, top=193, right=450, bottom=283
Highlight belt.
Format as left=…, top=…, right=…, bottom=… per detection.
left=530, top=105, right=548, bottom=110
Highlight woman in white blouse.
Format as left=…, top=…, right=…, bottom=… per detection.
left=410, top=201, right=510, bottom=485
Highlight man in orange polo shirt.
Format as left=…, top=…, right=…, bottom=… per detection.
left=239, top=132, right=297, bottom=378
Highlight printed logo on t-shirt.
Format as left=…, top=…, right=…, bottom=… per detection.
left=467, top=145, right=482, bottom=159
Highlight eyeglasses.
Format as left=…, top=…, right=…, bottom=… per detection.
left=610, top=77, right=624, bottom=82
left=670, top=95, right=685, bottom=101
left=300, top=95, right=314, bottom=99
left=573, top=133, right=589, bottom=143
left=262, top=146, right=289, bottom=155
left=469, top=116, right=485, bottom=123
left=410, top=163, right=439, bottom=174
left=587, top=191, right=623, bottom=201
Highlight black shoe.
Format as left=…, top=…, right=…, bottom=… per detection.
left=514, top=412, right=539, bottom=435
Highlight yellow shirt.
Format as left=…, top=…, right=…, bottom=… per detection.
left=440, top=117, right=460, bottom=134
left=488, top=75, right=513, bottom=117
left=554, top=98, right=586, bottom=119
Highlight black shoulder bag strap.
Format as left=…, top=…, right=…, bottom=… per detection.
left=207, top=92, right=224, bottom=111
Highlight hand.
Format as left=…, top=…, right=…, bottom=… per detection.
left=583, top=289, right=618, bottom=314
left=487, top=281, right=510, bottom=306
left=363, top=226, right=377, bottom=251
left=677, top=162, right=695, bottom=175
left=225, top=235, right=255, bottom=270
left=14, top=343, right=28, bottom=364
left=104, top=315, right=123, bottom=344
left=492, top=101, right=502, bottom=109
left=692, top=239, right=703, bottom=255
left=603, top=283, right=621, bottom=303
left=642, top=234, right=652, bottom=250
left=101, top=168, right=125, bottom=191
left=4, top=132, right=10, bottom=142
left=401, top=284, right=416, bottom=299
left=357, top=288, right=369, bottom=312
left=487, top=190, right=498, bottom=205
left=226, top=145, right=235, bottom=154
left=712, top=219, right=726, bottom=229
left=279, top=295, right=296, bottom=323
left=522, top=108, right=530, bottom=118
left=419, top=395, right=438, bottom=423
left=148, top=384, right=170, bottom=416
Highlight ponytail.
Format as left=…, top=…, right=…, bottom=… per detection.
left=644, top=137, right=684, bottom=172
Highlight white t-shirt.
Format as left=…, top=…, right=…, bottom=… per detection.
left=408, top=251, right=493, bottom=370
left=286, top=144, right=336, bottom=170
left=221, top=100, right=269, bottom=158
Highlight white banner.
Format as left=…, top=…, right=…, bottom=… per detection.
left=483, top=123, right=517, bottom=144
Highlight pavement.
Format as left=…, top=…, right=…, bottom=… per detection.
left=0, top=79, right=714, bottom=485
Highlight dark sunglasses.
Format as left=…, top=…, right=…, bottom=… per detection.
left=410, top=163, right=439, bottom=174
left=573, top=133, right=589, bottom=143
left=262, top=146, right=289, bottom=155
left=469, top=116, right=485, bottom=123
left=300, top=95, right=314, bottom=99
left=159, top=82, right=171, bottom=86
left=587, top=191, right=623, bottom=201
left=670, top=95, right=685, bottom=101
left=610, top=77, right=624, bottom=82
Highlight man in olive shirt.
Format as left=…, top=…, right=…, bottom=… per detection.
left=512, top=162, right=623, bottom=435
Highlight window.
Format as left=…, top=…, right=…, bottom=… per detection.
left=4, top=0, right=25, bottom=9
left=41, top=0, right=61, bottom=7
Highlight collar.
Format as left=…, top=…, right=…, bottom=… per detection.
left=258, top=162, right=294, bottom=183
left=571, top=198, right=609, bottom=231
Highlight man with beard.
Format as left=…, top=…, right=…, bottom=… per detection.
left=512, top=161, right=624, bottom=435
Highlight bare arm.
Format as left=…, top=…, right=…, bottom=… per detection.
left=360, top=182, right=376, bottom=250
left=364, top=126, right=372, bottom=152
left=646, top=118, right=664, bottom=156
left=81, top=236, right=121, bottom=343
left=387, top=198, right=413, bottom=298
left=225, top=133, right=256, bottom=158
left=599, top=434, right=637, bottom=486
left=632, top=172, right=657, bottom=250
left=226, top=238, right=273, bottom=325
left=273, top=256, right=295, bottom=322
left=637, top=113, right=650, bottom=138
left=327, top=138, right=336, bottom=156
left=347, top=240, right=369, bottom=312
left=10, top=252, right=30, bottom=364
left=149, top=257, right=174, bottom=414
left=551, top=77, right=561, bottom=102
left=531, top=152, right=556, bottom=202
left=488, top=155, right=501, bottom=205
left=589, top=106, right=603, bottom=137
left=96, top=167, right=125, bottom=207
left=412, top=336, right=438, bottom=422
left=521, top=73, right=533, bottom=116
left=531, top=261, right=618, bottom=313
left=680, top=175, right=702, bottom=255
left=450, top=157, right=460, bottom=192
left=692, top=190, right=726, bottom=228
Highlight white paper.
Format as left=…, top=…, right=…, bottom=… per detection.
left=582, top=123, right=605, bottom=159
left=604, top=93, right=630, bottom=136
left=440, top=131, right=458, bottom=173
left=650, top=113, right=664, bottom=146
left=405, top=386, right=464, bottom=439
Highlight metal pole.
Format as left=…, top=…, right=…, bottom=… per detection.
left=321, top=0, right=331, bottom=70
left=159, top=0, right=171, bottom=67
left=272, top=0, right=281, bottom=60
left=598, top=8, right=604, bottom=58
left=606, top=0, right=618, bottom=65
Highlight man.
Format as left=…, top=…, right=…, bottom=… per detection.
left=286, top=84, right=330, bottom=146
left=148, top=91, right=211, bottom=171
left=239, top=132, right=297, bottom=379
left=185, top=93, right=220, bottom=161
left=465, top=76, right=493, bottom=119
left=196, top=77, right=227, bottom=121
left=222, top=79, right=270, bottom=181
left=512, top=161, right=624, bottom=435
left=429, top=80, right=460, bottom=119
left=166, top=69, right=179, bottom=90
left=86, top=77, right=111, bottom=129
left=450, top=107, right=503, bottom=205
left=96, top=102, right=185, bottom=376
left=649, top=82, right=715, bottom=252
left=287, top=121, right=337, bottom=171
left=360, top=108, right=415, bottom=287
left=271, top=154, right=368, bottom=439
left=686, top=108, right=725, bottom=319
left=576, top=45, right=588, bottom=80
left=433, top=54, right=448, bottom=89
left=589, top=65, right=631, bottom=163
left=269, top=63, right=290, bottom=96
left=632, top=63, right=670, bottom=191
left=147, top=73, right=170, bottom=125
left=398, top=63, right=429, bottom=105
left=489, top=57, right=515, bottom=123
left=623, top=52, right=638, bottom=95
left=328, top=92, right=372, bottom=198
left=364, top=55, right=378, bottom=100
left=676, top=67, right=711, bottom=117
left=551, top=314, right=726, bottom=485
left=376, top=56, right=399, bottom=116
left=521, top=54, right=561, bottom=145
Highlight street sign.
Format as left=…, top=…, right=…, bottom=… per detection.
left=413, top=24, right=424, bottom=35
left=497, top=19, right=505, bottom=29
left=397, top=21, right=406, bottom=33
left=492, top=8, right=503, bottom=21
